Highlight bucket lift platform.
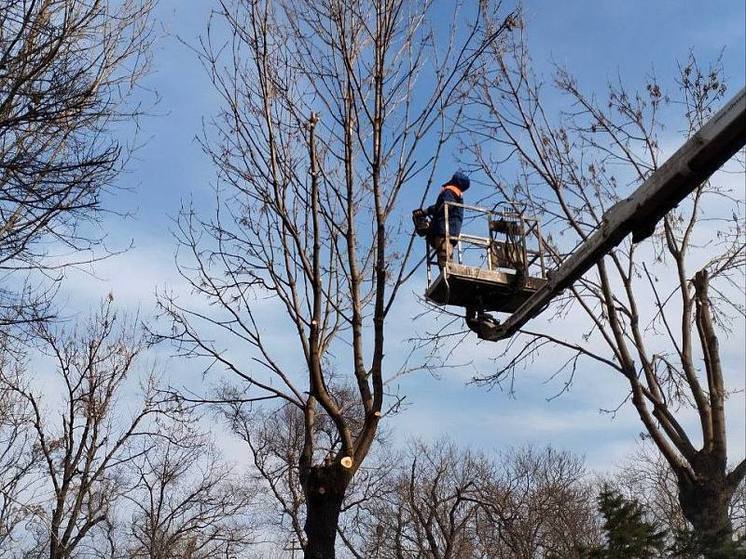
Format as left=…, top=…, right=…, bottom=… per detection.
left=426, top=263, right=546, bottom=313
left=423, top=204, right=548, bottom=315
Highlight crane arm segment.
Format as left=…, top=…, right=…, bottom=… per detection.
left=475, top=87, right=746, bottom=341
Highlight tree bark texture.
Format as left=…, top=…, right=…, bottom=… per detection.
left=303, top=465, right=348, bottom=559
left=678, top=469, right=735, bottom=558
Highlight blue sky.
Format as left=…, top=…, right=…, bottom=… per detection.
left=57, top=0, right=745, bottom=473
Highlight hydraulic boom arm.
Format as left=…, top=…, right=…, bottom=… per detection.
left=474, top=87, right=746, bottom=341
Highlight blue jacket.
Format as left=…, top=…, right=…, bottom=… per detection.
left=427, top=187, right=464, bottom=238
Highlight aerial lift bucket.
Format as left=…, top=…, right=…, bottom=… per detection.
left=422, top=203, right=548, bottom=332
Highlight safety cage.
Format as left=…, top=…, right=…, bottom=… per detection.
left=424, top=203, right=549, bottom=314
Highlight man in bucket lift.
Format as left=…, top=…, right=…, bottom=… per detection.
left=414, top=171, right=471, bottom=268
left=413, top=170, right=500, bottom=337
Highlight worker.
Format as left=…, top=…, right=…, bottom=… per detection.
left=415, top=171, right=470, bottom=268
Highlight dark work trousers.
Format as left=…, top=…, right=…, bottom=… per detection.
left=428, top=235, right=456, bottom=269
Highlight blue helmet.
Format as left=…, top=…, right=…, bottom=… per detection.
left=445, top=171, right=470, bottom=192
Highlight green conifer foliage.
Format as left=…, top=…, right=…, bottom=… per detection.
left=588, top=484, right=667, bottom=559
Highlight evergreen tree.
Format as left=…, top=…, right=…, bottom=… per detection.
left=588, top=484, right=667, bottom=559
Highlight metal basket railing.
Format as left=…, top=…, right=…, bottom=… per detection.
left=425, top=202, right=547, bottom=288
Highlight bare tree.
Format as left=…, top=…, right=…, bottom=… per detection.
left=0, top=300, right=182, bottom=559
left=473, top=446, right=599, bottom=559
left=156, top=1, right=513, bottom=556
left=336, top=442, right=598, bottom=559
left=221, top=400, right=311, bottom=551
left=361, top=440, right=490, bottom=559
left=1, top=4, right=158, bottom=546
left=0, top=360, right=39, bottom=557
left=462, top=15, right=745, bottom=556
left=0, top=0, right=156, bottom=330
left=124, top=419, right=257, bottom=559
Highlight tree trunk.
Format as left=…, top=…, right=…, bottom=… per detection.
left=678, top=466, right=735, bottom=558
left=303, top=464, right=348, bottom=559
left=49, top=511, right=63, bottom=559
